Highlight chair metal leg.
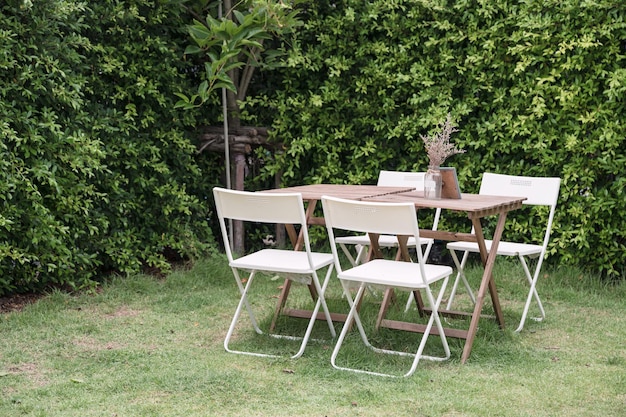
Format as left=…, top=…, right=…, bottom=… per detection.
left=339, top=242, right=359, bottom=267
left=288, top=266, right=336, bottom=358
left=331, top=284, right=393, bottom=377
left=515, top=255, right=546, bottom=333
left=404, top=279, right=451, bottom=377
left=232, top=269, right=262, bottom=334
left=446, top=250, right=475, bottom=310
left=332, top=280, right=450, bottom=378
left=225, top=266, right=336, bottom=359
left=404, top=240, right=435, bottom=312
left=354, top=244, right=368, bottom=266
left=446, top=250, right=547, bottom=333
left=224, top=272, right=272, bottom=357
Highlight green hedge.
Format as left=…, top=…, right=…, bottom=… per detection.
left=256, top=0, right=626, bottom=279
left=2, top=0, right=624, bottom=294
left=0, top=0, right=218, bottom=295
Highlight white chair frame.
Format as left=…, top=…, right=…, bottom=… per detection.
left=213, top=187, right=336, bottom=359
left=445, top=173, right=561, bottom=333
left=322, top=195, right=452, bottom=377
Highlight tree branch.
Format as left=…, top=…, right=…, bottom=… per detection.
left=238, top=44, right=263, bottom=101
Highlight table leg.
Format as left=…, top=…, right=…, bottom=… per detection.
left=284, top=223, right=299, bottom=250
left=374, top=235, right=425, bottom=329
left=270, top=279, right=292, bottom=333
left=395, top=235, right=425, bottom=316
left=270, top=200, right=320, bottom=331
left=294, top=200, right=318, bottom=251
left=461, top=211, right=508, bottom=363
left=369, top=233, right=393, bottom=329
left=375, top=288, right=396, bottom=329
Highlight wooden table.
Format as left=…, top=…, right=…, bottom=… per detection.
left=261, top=185, right=415, bottom=329
left=262, top=185, right=525, bottom=364
left=363, top=191, right=525, bottom=363
left=263, top=184, right=414, bottom=249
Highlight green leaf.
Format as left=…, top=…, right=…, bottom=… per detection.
left=184, top=45, right=202, bottom=55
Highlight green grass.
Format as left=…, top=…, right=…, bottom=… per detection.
left=1, top=255, right=625, bottom=416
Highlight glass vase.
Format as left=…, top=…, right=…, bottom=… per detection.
left=424, top=166, right=443, bottom=199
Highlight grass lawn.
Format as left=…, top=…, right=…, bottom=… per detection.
left=1, top=254, right=625, bottom=416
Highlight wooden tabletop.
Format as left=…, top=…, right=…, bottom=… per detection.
left=262, top=184, right=414, bottom=201
left=364, top=191, right=526, bottom=219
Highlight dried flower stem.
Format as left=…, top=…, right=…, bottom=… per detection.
left=421, top=113, right=465, bottom=167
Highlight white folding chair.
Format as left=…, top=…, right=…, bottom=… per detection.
left=445, top=173, right=561, bottom=332
left=334, top=170, right=441, bottom=266
left=213, top=187, right=336, bottom=359
left=322, top=195, right=452, bottom=377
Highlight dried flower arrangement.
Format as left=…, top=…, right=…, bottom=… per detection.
left=421, top=113, right=465, bottom=168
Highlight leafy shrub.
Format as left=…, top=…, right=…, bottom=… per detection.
left=81, top=0, right=217, bottom=274
left=0, top=1, right=107, bottom=293
left=0, top=0, right=217, bottom=295
left=257, top=0, right=626, bottom=279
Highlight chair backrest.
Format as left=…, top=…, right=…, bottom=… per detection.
left=322, top=196, right=428, bottom=276
left=479, top=173, right=561, bottom=207
left=213, top=187, right=312, bottom=260
left=478, top=173, right=561, bottom=248
left=376, top=170, right=440, bottom=230
left=377, top=170, right=426, bottom=191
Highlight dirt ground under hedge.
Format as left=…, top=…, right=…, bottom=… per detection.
left=0, top=293, right=44, bottom=313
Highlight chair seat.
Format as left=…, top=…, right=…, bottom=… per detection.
left=446, top=240, right=543, bottom=257
left=335, top=234, right=434, bottom=248
left=231, top=249, right=334, bottom=274
left=338, top=259, right=452, bottom=290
